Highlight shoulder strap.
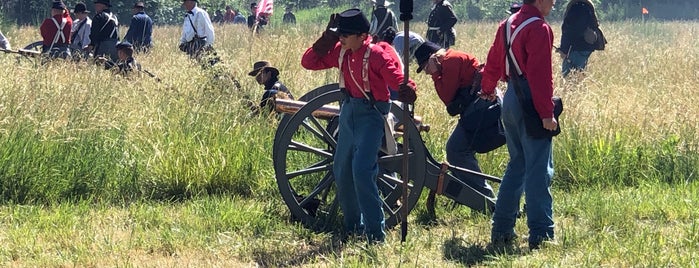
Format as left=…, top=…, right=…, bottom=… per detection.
left=72, top=19, right=86, bottom=44
left=505, top=16, right=541, bottom=77
left=99, top=12, right=119, bottom=38
left=338, top=44, right=374, bottom=101
left=376, top=9, right=391, bottom=35
left=48, top=17, right=67, bottom=52
left=188, top=14, right=200, bottom=37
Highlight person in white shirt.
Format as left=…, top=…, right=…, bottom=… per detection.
left=0, top=30, right=10, bottom=50
left=71, top=2, right=92, bottom=59
left=179, top=0, right=215, bottom=59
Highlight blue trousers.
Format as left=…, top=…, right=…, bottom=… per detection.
left=333, top=98, right=389, bottom=242
left=491, top=81, right=554, bottom=246
left=446, top=99, right=495, bottom=198
left=561, top=50, right=593, bottom=77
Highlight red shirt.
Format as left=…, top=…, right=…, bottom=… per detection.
left=301, top=37, right=416, bottom=102
left=40, top=12, right=73, bottom=46
left=431, top=49, right=479, bottom=105
left=481, top=4, right=554, bottom=119
left=224, top=10, right=236, bottom=22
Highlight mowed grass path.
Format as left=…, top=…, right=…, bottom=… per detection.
left=0, top=20, right=697, bottom=266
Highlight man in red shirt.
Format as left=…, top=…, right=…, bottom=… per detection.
left=40, top=1, right=73, bottom=59
left=414, top=41, right=504, bottom=199
left=223, top=6, right=236, bottom=23
left=480, top=0, right=557, bottom=250
left=301, top=8, right=416, bottom=243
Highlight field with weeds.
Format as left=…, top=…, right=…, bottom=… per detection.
left=0, top=19, right=698, bottom=267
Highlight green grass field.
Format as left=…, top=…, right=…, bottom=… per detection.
left=0, top=19, right=697, bottom=266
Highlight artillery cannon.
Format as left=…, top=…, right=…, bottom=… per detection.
left=273, top=84, right=501, bottom=231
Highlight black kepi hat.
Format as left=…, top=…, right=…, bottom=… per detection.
left=414, top=41, right=441, bottom=73
left=116, top=41, right=133, bottom=50
left=94, top=0, right=112, bottom=7
left=248, top=61, right=279, bottom=76
left=72, top=2, right=90, bottom=13
left=52, top=1, right=67, bottom=10
left=336, top=9, right=370, bottom=35
left=507, top=2, right=522, bottom=14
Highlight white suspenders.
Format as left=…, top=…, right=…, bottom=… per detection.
left=49, top=17, right=67, bottom=52
left=338, top=44, right=373, bottom=98
left=505, top=16, right=541, bottom=77
left=100, top=12, right=119, bottom=38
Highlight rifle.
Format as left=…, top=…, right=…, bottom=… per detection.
left=0, top=47, right=42, bottom=58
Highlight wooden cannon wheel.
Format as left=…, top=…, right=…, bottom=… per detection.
left=273, top=84, right=427, bottom=231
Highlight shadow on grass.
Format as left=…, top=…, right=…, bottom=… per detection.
left=442, top=236, right=525, bottom=266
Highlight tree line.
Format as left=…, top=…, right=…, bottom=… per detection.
left=1, top=0, right=697, bottom=26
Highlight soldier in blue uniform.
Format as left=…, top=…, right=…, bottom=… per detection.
left=123, top=2, right=153, bottom=53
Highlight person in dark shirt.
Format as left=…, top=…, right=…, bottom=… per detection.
left=559, top=0, right=604, bottom=77
left=282, top=5, right=296, bottom=24
left=102, top=41, right=141, bottom=76
left=123, top=2, right=153, bottom=53
left=426, top=0, right=457, bottom=48
left=247, top=3, right=268, bottom=32
left=248, top=60, right=294, bottom=113
left=233, top=10, right=247, bottom=24
left=88, top=0, right=119, bottom=61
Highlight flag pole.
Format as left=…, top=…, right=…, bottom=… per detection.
left=399, top=0, right=413, bottom=244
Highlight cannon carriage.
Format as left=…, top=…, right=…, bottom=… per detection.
left=272, top=83, right=502, bottom=232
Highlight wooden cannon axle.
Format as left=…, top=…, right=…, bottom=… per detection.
left=274, top=98, right=430, bottom=132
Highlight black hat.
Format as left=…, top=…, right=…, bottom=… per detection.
left=52, top=1, right=67, bottom=10
left=72, top=2, right=89, bottom=13
left=336, top=9, right=370, bottom=35
left=248, top=61, right=279, bottom=76
left=414, top=41, right=441, bottom=73
left=251, top=2, right=257, bottom=8
left=134, top=2, right=145, bottom=8
left=116, top=41, right=134, bottom=50
left=94, top=0, right=111, bottom=7
left=507, top=2, right=522, bottom=14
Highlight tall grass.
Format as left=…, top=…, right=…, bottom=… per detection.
left=0, top=20, right=697, bottom=266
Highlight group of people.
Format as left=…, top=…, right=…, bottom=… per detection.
left=2, top=0, right=605, bottom=247
left=297, top=0, right=604, bottom=249
left=212, top=6, right=246, bottom=24
left=38, top=0, right=153, bottom=61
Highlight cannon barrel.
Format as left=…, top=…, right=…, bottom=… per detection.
left=274, top=98, right=430, bottom=132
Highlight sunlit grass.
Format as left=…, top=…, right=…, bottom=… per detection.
left=0, top=20, right=697, bottom=266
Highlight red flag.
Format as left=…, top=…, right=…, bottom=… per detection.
left=642, top=7, right=649, bottom=15
left=256, top=0, right=274, bottom=18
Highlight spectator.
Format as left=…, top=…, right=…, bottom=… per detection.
left=224, top=5, right=236, bottom=23
left=283, top=5, right=296, bottom=24
left=233, top=9, right=247, bottom=24
left=212, top=10, right=224, bottom=23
